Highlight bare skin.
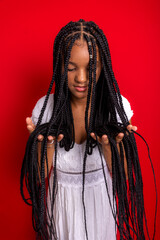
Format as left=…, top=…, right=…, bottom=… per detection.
left=26, top=39, right=137, bottom=177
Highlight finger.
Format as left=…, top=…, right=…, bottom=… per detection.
left=116, top=132, right=124, bottom=143
left=90, top=133, right=102, bottom=143
left=27, top=124, right=35, bottom=134
left=101, top=135, right=109, bottom=145
left=131, top=126, right=138, bottom=131
left=37, top=134, right=44, bottom=141
left=26, top=117, right=35, bottom=131
left=26, top=117, right=32, bottom=124
left=26, top=117, right=35, bottom=129
left=47, top=134, right=64, bottom=144
left=127, top=124, right=138, bottom=132
left=127, top=124, right=132, bottom=131
left=57, top=134, right=64, bottom=142
left=47, top=135, right=54, bottom=142
left=90, top=132, right=96, bottom=141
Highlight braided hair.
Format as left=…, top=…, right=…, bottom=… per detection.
left=20, top=19, right=156, bottom=239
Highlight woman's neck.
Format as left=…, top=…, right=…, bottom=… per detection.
left=70, top=96, right=87, bottom=109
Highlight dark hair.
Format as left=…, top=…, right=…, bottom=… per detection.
left=20, top=19, right=155, bottom=239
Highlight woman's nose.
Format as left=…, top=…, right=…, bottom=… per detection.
left=75, top=70, right=88, bottom=84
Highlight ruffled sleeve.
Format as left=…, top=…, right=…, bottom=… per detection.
left=31, top=94, right=54, bottom=126
left=116, top=95, right=134, bottom=122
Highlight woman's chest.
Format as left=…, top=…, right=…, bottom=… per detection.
left=72, top=110, right=87, bottom=144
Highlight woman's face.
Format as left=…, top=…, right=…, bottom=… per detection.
left=64, top=39, right=102, bottom=102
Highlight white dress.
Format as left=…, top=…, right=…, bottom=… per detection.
left=31, top=94, right=133, bottom=240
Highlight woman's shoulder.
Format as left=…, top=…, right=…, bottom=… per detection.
left=117, top=95, right=134, bottom=122
left=31, top=93, right=54, bottom=125
left=33, top=93, right=54, bottom=108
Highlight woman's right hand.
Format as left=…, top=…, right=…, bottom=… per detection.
left=26, top=117, right=64, bottom=143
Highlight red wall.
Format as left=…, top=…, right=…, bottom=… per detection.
left=0, top=0, right=160, bottom=239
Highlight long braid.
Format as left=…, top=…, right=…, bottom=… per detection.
left=37, top=36, right=78, bottom=237
left=81, top=33, right=94, bottom=240
left=86, top=23, right=129, bottom=123
left=83, top=22, right=153, bottom=239
left=45, top=33, right=82, bottom=239
left=48, top=33, right=80, bottom=238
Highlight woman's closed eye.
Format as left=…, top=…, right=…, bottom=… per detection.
left=68, top=68, right=76, bottom=72
left=68, top=66, right=97, bottom=72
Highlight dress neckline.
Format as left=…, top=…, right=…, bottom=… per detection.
left=74, top=140, right=87, bottom=146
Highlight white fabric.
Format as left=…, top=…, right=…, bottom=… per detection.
left=47, top=145, right=116, bottom=240
left=31, top=93, right=133, bottom=240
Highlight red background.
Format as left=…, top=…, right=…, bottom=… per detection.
left=0, top=0, right=160, bottom=239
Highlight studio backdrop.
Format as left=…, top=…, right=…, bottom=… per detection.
left=0, top=0, right=159, bottom=239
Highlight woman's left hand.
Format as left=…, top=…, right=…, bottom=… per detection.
left=90, top=124, right=138, bottom=147
left=90, top=124, right=137, bottom=175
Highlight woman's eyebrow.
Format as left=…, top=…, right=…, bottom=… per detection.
left=68, top=61, right=77, bottom=66
left=68, top=61, right=100, bottom=66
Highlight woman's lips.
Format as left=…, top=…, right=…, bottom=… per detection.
left=74, top=86, right=87, bottom=92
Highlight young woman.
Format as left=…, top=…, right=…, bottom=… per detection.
left=21, top=19, right=146, bottom=240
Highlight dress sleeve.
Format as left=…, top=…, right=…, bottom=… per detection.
left=31, top=94, right=54, bottom=126
left=116, top=95, right=134, bottom=122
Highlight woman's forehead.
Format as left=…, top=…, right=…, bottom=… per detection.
left=69, top=39, right=101, bottom=63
